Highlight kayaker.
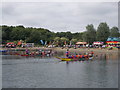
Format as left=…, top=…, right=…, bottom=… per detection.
left=91, top=51, right=94, bottom=55
left=76, top=54, right=79, bottom=58
left=25, top=48, right=29, bottom=55
left=90, top=51, right=94, bottom=56
left=89, top=51, right=94, bottom=57
left=66, top=49, right=70, bottom=57
left=42, top=50, right=45, bottom=56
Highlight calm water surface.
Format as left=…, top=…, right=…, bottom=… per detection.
left=2, top=53, right=118, bottom=88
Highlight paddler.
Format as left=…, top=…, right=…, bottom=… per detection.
left=25, top=48, right=29, bottom=55
left=91, top=51, right=94, bottom=55
left=89, top=51, right=94, bottom=57
left=42, top=50, right=45, bottom=56
left=66, top=49, right=70, bottom=57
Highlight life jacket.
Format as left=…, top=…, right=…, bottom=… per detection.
left=84, top=55, right=88, bottom=58
left=72, top=55, right=74, bottom=58
left=42, top=52, right=45, bottom=55
left=91, top=52, right=94, bottom=54
left=68, top=56, right=72, bottom=58
left=80, top=55, right=82, bottom=58
left=74, top=55, right=76, bottom=58
left=66, top=51, right=69, bottom=55
left=82, top=55, right=85, bottom=58
left=76, top=55, right=79, bottom=57
left=84, top=55, right=88, bottom=57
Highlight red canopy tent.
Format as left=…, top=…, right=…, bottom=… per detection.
left=6, top=42, right=14, bottom=45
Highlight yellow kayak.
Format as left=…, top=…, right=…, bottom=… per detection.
left=55, top=56, right=94, bottom=61
left=60, top=58, right=73, bottom=61
left=55, top=57, right=73, bottom=61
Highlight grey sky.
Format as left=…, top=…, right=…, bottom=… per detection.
left=2, top=2, right=118, bottom=33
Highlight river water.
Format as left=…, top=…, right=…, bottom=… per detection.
left=2, top=52, right=118, bottom=88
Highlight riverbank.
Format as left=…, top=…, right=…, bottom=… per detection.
left=53, top=47, right=119, bottom=58
left=1, top=47, right=119, bottom=54
left=53, top=47, right=118, bottom=53
left=1, top=47, right=119, bottom=60
left=53, top=47, right=119, bottom=60
left=0, top=47, right=51, bottom=51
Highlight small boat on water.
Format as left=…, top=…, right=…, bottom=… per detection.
left=56, top=57, right=73, bottom=61
left=56, top=56, right=94, bottom=61
left=21, top=54, right=29, bottom=56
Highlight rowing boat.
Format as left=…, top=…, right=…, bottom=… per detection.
left=55, top=57, right=73, bottom=61
left=21, top=54, right=29, bottom=56
left=60, top=58, right=73, bottom=61
left=56, top=56, right=94, bottom=61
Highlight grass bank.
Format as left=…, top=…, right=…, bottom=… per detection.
left=52, top=47, right=119, bottom=55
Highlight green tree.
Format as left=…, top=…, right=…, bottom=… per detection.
left=82, top=24, right=96, bottom=43
left=2, top=25, right=13, bottom=41
left=60, top=37, right=69, bottom=46
left=26, top=29, right=42, bottom=43
left=65, top=31, right=72, bottom=40
left=54, top=37, right=61, bottom=41
left=54, top=37, right=61, bottom=46
left=71, top=38, right=77, bottom=44
left=110, top=27, right=119, bottom=37
left=61, top=37, right=69, bottom=43
left=10, top=26, right=25, bottom=40
left=96, top=22, right=110, bottom=42
left=82, top=31, right=89, bottom=42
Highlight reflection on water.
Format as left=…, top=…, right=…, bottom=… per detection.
left=2, top=52, right=118, bottom=88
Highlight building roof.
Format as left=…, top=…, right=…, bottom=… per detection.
left=107, top=37, right=120, bottom=42
left=76, top=42, right=87, bottom=44
left=93, top=41, right=104, bottom=45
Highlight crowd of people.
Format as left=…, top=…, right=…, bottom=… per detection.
left=65, top=49, right=94, bottom=59
left=62, top=44, right=119, bottom=49
left=25, top=49, right=54, bottom=56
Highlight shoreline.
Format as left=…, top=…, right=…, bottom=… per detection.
left=53, top=47, right=119, bottom=55
left=1, top=47, right=119, bottom=60
left=1, top=47, right=119, bottom=53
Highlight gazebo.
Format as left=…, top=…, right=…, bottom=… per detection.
left=76, top=42, right=87, bottom=47
left=76, top=42, right=87, bottom=45
left=106, top=37, right=120, bottom=47
left=93, top=41, right=104, bottom=45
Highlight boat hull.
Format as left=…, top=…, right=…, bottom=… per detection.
left=56, top=56, right=93, bottom=61
left=60, top=58, right=73, bottom=61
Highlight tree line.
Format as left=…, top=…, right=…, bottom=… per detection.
left=1, top=22, right=120, bottom=45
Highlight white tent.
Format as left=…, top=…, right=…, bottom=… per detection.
left=93, top=42, right=104, bottom=45
left=76, top=42, right=87, bottom=45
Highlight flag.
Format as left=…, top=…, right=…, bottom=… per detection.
left=44, top=41, right=47, bottom=45
left=70, top=41, right=72, bottom=45
left=40, top=40, right=44, bottom=45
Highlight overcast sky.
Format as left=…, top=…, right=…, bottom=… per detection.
left=2, top=2, right=118, bottom=33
